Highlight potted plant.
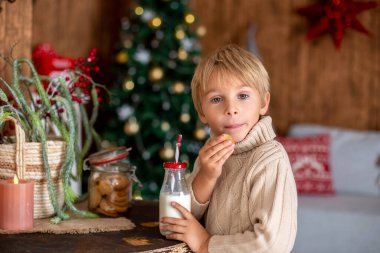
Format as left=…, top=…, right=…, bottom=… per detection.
left=0, top=53, right=107, bottom=223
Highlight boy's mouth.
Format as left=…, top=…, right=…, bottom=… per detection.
left=224, top=123, right=244, bottom=130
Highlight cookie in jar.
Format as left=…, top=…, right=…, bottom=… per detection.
left=85, top=147, right=140, bottom=217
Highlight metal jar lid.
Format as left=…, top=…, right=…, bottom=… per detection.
left=87, top=147, right=131, bottom=166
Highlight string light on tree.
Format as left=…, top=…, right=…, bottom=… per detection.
left=150, top=16, right=162, bottom=28
left=149, top=66, right=164, bottom=81
left=194, top=127, right=207, bottom=140
left=178, top=48, right=188, bottom=60
left=161, top=121, right=171, bottom=132
left=180, top=112, right=191, bottom=123
left=184, top=13, right=195, bottom=24
left=134, top=6, right=144, bottom=15
left=123, top=79, right=135, bottom=91
left=175, top=28, right=185, bottom=40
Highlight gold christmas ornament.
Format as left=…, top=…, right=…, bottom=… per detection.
left=123, top=79, right=135, bottom=91
left=180, top=113, right=190, bottom=123
left=134, top=6, right=144, bottom=15
left=150, top=16, right=162, bottom=28
left=149, top=66, right=164, bottom=81
left=159, top=143, right=174, bottom=160
left=194, top=127, right=207, bottom=140
left=124, top=119, right=140, bottom=135
left=172, top=81, right=185, bottom=93
left=184, top=13, right=195, bottom=24
left=116, top=51, right=128, bottom=64
left=196, top=25, right=207, bottom=37
left=178, top=48, right=188, bottom=60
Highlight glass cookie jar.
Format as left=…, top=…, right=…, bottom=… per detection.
left=85, top=147, right=140, bottom=217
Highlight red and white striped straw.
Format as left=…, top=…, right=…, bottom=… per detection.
left=175, top=134, right=182, bottom=163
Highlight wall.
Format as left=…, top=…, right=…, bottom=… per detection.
left=32, top=0, right=130, bottom=70
left=1, top=0, right=380, bottom=134
left=0, top=0, right=32, bottom=82
left=191, top=0, right=380, bottom=134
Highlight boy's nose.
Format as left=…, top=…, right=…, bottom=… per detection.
left=227, top=110, right=238, bottom=116
left=225, top=102, right=238, bottom=116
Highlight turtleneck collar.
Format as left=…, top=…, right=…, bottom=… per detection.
left=233, top=116, right=276, bottom=155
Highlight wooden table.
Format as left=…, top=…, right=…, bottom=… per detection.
left=0, top=200, right=192, bottom=253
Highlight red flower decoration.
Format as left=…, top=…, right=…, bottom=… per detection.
left=31, top=44, right=104, bottom=117
left=296, top=0, right=378, bottom=49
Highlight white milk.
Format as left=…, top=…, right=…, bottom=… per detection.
left=159, top=192, right=191, bottom=236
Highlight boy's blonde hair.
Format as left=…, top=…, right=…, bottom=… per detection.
left=191, top=44, right=270, bottom=115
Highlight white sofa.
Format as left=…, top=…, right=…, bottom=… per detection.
left=287, top=124, right=380, bottom=253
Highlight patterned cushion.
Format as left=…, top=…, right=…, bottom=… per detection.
left=289, top=124, right=380, bottom=196
left=277, top=134, right=334, bottom=195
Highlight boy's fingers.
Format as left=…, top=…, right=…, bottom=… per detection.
left=171, top=202, right=193, bottom=220
left=161, top=224, right=187, bottom=234
left=204, top=135, right=229, bottom=151
left=209, top=143, right=234, bottom=163
left=203, top=139, right=234, bottom=159
left=161, top=216, right=187, bottom=226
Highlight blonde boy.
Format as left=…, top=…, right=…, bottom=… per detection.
left=160, top=44, right=297, bottom=253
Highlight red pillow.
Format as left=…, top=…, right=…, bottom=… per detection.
left=277, top=134, right=334, bottom=195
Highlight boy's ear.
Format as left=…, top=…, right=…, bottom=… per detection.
left=197, top=111, right=208, bottom=125
left=259, top=92, right=270, bottom=115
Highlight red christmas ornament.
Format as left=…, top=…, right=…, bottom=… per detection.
left=296, top=0, right=378, bottom=49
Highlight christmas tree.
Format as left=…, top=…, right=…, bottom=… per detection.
left=98, top=0, right=208, bottom=199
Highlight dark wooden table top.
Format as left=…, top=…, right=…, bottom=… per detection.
left=0, top=200, right=192, bottom=253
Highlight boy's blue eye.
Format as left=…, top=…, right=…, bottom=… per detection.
left=238, top=93, right=250, bottom=100
left=210, top=97, right=222, bottom=103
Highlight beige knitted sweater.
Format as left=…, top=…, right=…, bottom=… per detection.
left=187, top=116, right=297, bottom=253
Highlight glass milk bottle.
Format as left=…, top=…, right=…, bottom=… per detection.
left=159, top=162, right=191, bottom=236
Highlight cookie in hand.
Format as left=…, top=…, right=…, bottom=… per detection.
left=223, top=134, right=235, bottom=144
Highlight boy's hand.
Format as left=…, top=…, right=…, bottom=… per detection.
left=160, top=202, right=210, bottom=253
left=198, top=134, right=235, bottom=180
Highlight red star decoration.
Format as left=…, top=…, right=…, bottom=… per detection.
left=296, top=0, right=378, bottom=49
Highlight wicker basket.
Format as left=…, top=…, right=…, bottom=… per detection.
left=0, top=117, right=66, bottom=219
